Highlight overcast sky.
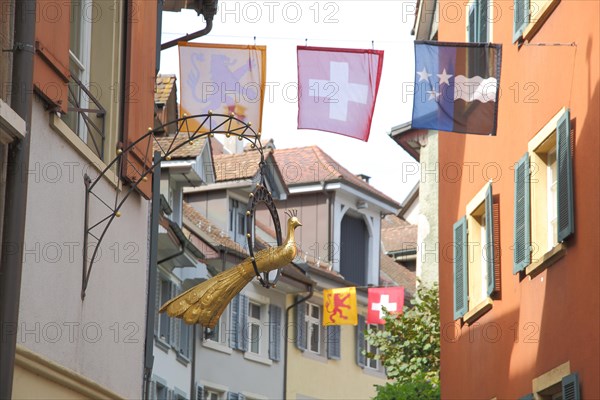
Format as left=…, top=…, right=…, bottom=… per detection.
left=160, top=1, right=420, bottom=204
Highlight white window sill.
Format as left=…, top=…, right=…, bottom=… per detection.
left=526, top=243, right=566, bottom=278
left=202, top=339, right=233, bottom=355
left=300, top=349, right=327, bottom=364
left=155, top=335, right=170, bottom=353
left=363, top=366, right=386, bottom=379
left=49, top=112, right=120, bottom=189
left=463, top=297, right=493, bottom=325
left=0, top=98, right=26, bottom=143
left=243, top=351, right=273, bottom=366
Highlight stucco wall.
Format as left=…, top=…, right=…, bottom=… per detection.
left=15, top=103, right=149, bottom=398
left=438, top=1, right=600, bottom=398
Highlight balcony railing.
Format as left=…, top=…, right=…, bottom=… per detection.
left=65, top=72, right=106, bottom=160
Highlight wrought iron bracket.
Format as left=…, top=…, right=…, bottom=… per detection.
left=81, top=112, right=272, bottom=300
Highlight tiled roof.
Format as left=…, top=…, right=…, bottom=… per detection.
left=153, top=136, right=207, bottom=160
left=155, top=74, right=176, bottom=105
left=379, top=252, right=416, bottom=299
left=213, top=149, right=274, bottom=182
left=273, top=146, right=399, bottom=208
left=183, top=202, right=247, bottom=256
left=381, top=214, right=418, bottom=253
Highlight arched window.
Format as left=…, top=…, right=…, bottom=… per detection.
left=340, top=214, right=369, bottom=285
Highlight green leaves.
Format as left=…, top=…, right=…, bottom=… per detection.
left=365, top=283, right=440, bottom=399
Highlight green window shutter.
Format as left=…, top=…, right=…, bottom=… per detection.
left=295, top=298, right=307, bottom=351
left=468, top=5, right=477, bottom=43
left=239, top=294, right=249, bottom=352
left=514, top=152, right=531, bottom=273
left=356, top=315, right=366, bottom=367
left=557, top=109, right=575, bottom=243
left=227, top=393, right=239, bottom=400
left=453, top=217, right=468, bottom=320
left=562, top=372, right=581, bottom=400
left=478, top=0, right=489, bottom=42
left=485, top=185, right=496, bottom=296
left=513, top=0, right=530, bottom=42
left=154, top=273, right=161, bottom=335
left=518, top=395, right=533, bottom=400
left=268, top=304, right=282, bottom=361
left=327, top=325, right=341, bottom=360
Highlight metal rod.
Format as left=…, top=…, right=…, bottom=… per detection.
left=143, top=151, right=161, bottom=399
left=82, top=175, right=91, bottom=300
left=0, top=0, right=36, bottom=397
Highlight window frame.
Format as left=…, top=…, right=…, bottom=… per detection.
left=454, top=182, right=497, bottom=323
left=523, top=107, right=573, bottom=277
left=466, top=0, right=492, bottom=43
left=305, top=302, right=322, bottom=355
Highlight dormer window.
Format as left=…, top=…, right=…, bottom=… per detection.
left=340, top=213, right=370, bottom=286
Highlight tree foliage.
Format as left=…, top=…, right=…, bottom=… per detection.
left=365, top=283, right=440, bottom=399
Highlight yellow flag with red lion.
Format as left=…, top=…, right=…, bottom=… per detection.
left=323, top=287, right=357, bottom=326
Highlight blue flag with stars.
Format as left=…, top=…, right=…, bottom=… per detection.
left=412, top=41, right=502, bottom=135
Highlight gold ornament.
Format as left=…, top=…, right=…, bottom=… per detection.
left=160, top=216, right=302, bottom=328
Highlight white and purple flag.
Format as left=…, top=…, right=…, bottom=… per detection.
left=412, top=41, right=502, bottom=135
left=297, top=46, right=384, bottom=142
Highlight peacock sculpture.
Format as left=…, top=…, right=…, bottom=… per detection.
left=159, top=210, right=302, bottom=328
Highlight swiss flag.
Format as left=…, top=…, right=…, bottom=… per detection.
left=297, top=46, right=384, bottom=141
left=367, top=287, right=404, bottom=325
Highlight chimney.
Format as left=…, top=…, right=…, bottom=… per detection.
left=356, top=173, right=371, bottom=184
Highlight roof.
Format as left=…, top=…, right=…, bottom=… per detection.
left=153, top=136, right=208, bottom=160
left=183, top=202, right=247, bottom=256
left=273, top=146, right=399, bottom=208
left=381, top=214, right=418, bottom=253
left=208, top=136, right=225, bottom=156
left=212, top=149, right=276, bottom=182
left=379, top=252, right=416, bottom=300
left=155, top=74, right=176, bottom=105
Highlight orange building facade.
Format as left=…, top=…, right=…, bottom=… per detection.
left=436, top=0, right=599, bottom=398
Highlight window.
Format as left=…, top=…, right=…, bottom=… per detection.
left=514, top=108, right=574, bottom=275
left=453, top=182, right=497, bottom=322
left=158, top=276, right=174, bottom=343
left=204, top=389, right=223, bottom=400
left=365, top=324, right=380, bottom=370
left=305, top=303, right=321, bottom=354
left=513, top=0, right=561, bottom=42
left=229, top=199, right=248, bottom=245
left=248, top=302, right=262, bottom=354
left=205, top=309, right=228, bottom=344
left=520, top=362, right=581, bottom=400
left=467, top=0, right=490, bottom=43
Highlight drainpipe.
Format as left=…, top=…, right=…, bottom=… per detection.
left=161, top=17, right=213, bottom=50
left=283, top=285, right=313, bottom=400
left=143, top=152, right=161, bottom=399
left=0, top=1, right=35, bottom=397
left=190, top=324, right=197, bottom=400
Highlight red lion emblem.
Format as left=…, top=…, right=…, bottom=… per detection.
left=325, top=292, right=351, bottom=323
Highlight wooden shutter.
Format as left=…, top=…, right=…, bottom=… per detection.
left=485, top=185, right=496, bottom=297
left=356, top=315, right=366, bottom=367
left=478, top=0, right=489, bottom=42
left=33, top=0, right=70, bottom=113
left=327, top=325, right=341, bottom=360
left=295, top=298, right=307, bottom=351
left=122, top=0, right=158, bottom=199
left=513, top=0, right=530, bottom=42
left=230, top=295, right=240, bottom=349
left=269, top=304, right=282, bottom=361
left=239, top=295, right=249, bottom=352
left=195, top=384, right=204, bottom=400
left=557, top=109, right=574, bottom=243
left=453, top=217, right=468, bottom=320
left=513, top=153, right=531, bottom=273
left=562, top=372, right=581, bottom=400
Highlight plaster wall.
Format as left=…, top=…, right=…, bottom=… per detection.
left=15, top=103, right=149, bottom=398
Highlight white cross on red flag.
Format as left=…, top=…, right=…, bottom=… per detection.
left=367, top=287, right=404, bottom=325
left=297, top=46, right=384, bottom=142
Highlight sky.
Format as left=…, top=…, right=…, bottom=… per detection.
left=160, top=1, right=420, bottom=205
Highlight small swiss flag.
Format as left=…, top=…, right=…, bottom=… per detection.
left=367, top=287, right=404, bottom=325
left=297, top=46, right=384, bottom=141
